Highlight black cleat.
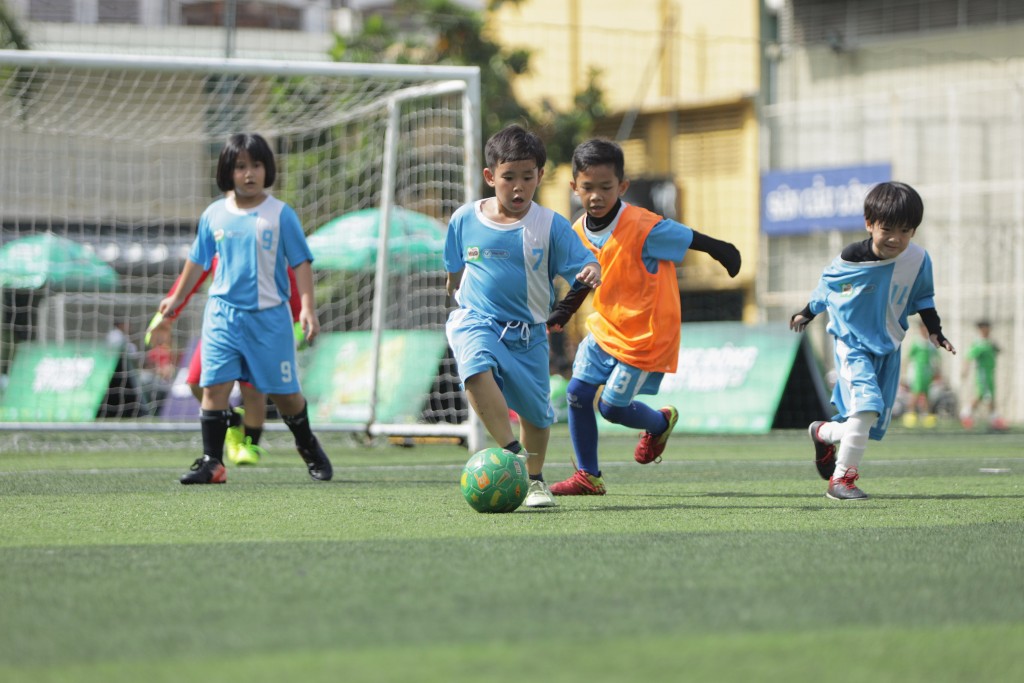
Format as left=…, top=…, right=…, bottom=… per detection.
left=808, top=421, right=837, bottom=480
left=180, top=456, right=227, bottom=485
left=297, top=437, right=333, bottom=481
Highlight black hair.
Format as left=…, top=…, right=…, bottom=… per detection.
left=571, top=138, right=625, bottom=181
left=484, top=124, right=546, bottom=170
left=863, top=181, right=923, bottom=230
left=216, top=133, right=276, bottom=192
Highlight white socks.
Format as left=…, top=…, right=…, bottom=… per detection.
left=820, top=411, right=877, bottom=479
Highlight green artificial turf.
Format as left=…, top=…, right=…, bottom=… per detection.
left=0, top=427, right=1021, bottom=682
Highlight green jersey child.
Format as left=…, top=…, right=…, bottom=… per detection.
left=961, top=320, right=1005, bottom=430
left=903, top=322, right=939, bottom=428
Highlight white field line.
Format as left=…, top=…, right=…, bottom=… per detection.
left=1, top=457, right=1021, bottom=478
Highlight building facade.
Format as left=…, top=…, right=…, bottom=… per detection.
left=487, top=0, right=762, bottom=322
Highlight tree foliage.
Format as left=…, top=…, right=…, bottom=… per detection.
left=331, top=0, right=606, bottom=168
left=0, top=0, right=30, bottom=50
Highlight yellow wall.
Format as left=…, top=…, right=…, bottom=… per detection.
left=489, top=0, right=760, bottom=111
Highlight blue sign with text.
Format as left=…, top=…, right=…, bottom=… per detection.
left=761, top=164, right=891, bottom=235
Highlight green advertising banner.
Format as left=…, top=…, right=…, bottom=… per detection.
left=598, top=322, right=829, bottom=434
left=0, top=343, right=121, bottom=422
left=303, top=330, right=449, bottom=425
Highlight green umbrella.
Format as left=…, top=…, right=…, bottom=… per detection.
left=307, top=207, right=446, bottom=275
left=0, top=233, right=119, bottom=291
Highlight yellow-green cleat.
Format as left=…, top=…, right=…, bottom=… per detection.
left=224, top=406, right=246, bottom=464
left=229, top=437, right=266, bottom=466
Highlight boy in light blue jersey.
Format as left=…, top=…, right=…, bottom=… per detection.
left=791, top=181, right=956, bottom=500
left=159, top=133, right=332, bottom=485
left=445, top=124, right=601, bottom=508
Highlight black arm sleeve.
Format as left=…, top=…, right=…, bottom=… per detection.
left=791, top=304, right=815, bottom=325
left=917, top=308, right=948, bottom=345
left=689, top=230, right=741, bottom=277
left=547, top=284, right=592, bottom=330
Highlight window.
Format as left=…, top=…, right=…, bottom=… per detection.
left=99, top=0, right=139, bottom=24
left=29, top=0, right=74, bottom=22
left=788, top=0, right=1024, bottom=46
left=180, top=2, right=302, bottom=30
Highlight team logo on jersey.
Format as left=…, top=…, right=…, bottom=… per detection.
left=467, top=246, right=480, bottom=261
left=841, top=283, right=854, bottom=297
left=214, top=229, right=225, bottom=242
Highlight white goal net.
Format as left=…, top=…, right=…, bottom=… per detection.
left=0, top=50, right=483, bottom=448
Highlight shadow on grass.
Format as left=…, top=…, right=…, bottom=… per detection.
left=708, top=491, right=1024, bottom=501
left=878, top=493, right=1024, bottom=500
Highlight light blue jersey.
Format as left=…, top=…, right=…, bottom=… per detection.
left=189, top=195, right=313, bottom=311
left=808, top=243, right=935, bottom=357
left=189, top=194, right=313, bottom=393
left=809, top=243, right=936, bottom=439
left=444, top=199, right=597, bottom=323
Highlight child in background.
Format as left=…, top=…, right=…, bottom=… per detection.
left=159, top=132, right=332, bottom=485
left=147, top=254, right=305, bottom=465
left=902, top=321, right=939, bottom=428
left=548, top=138, right=741, bottom=497
left=961, top=320, right=1006, bottom=430
left=791, top=181, right=955, bottom=500
left=444, top=124, right=601, bottom=508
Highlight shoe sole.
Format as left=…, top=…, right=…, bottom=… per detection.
left=550, top=486, right=605, bottom=496
left=180, top=473, right=227, bottom=485
left=825, top=491, right=869, bottom=501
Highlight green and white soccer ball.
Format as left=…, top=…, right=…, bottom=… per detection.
left=460, top=447, right=529, bottom=513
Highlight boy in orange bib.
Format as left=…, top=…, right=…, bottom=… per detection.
left=548, top=139, right=741, bottom=496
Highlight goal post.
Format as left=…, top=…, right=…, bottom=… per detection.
left=0, top=49, right=485, bottom=449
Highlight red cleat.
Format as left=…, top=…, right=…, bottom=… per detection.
left=634, top=406, right=679, bottom=464
left=550, top=469, right=606, bottom=496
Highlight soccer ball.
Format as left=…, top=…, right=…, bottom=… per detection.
left=460, top=447, right=529, bottom=513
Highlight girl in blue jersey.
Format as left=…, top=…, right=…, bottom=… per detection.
left=791, top=181, right=955, bottom=500
left=159, top=133, right=332, bottom=485
left=445, top=124, right=602, bottom=508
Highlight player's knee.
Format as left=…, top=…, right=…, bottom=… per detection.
left=566, top=378, right=596, bottom=408
left=598, top=400, right=629, bottom=424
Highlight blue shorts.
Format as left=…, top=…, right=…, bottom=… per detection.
left=445, top=308, right=554, bottom=428
left=572, top=335, right=664, bottom=408
left=831, top=339, right=900, bottom=440
left=201, top=298, right=300, bottom=395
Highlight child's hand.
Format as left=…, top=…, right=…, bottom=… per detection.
left=930, top=333, right=956, bottom=355
left=715, top=242, right=742, bottom=278
left=577, top=263, right=602, bottom=288
left=790, top=313, right=812, bottom=333
left=299, top=309, right=320, bottom=346
left=156, top=297, right=180, bottom=320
